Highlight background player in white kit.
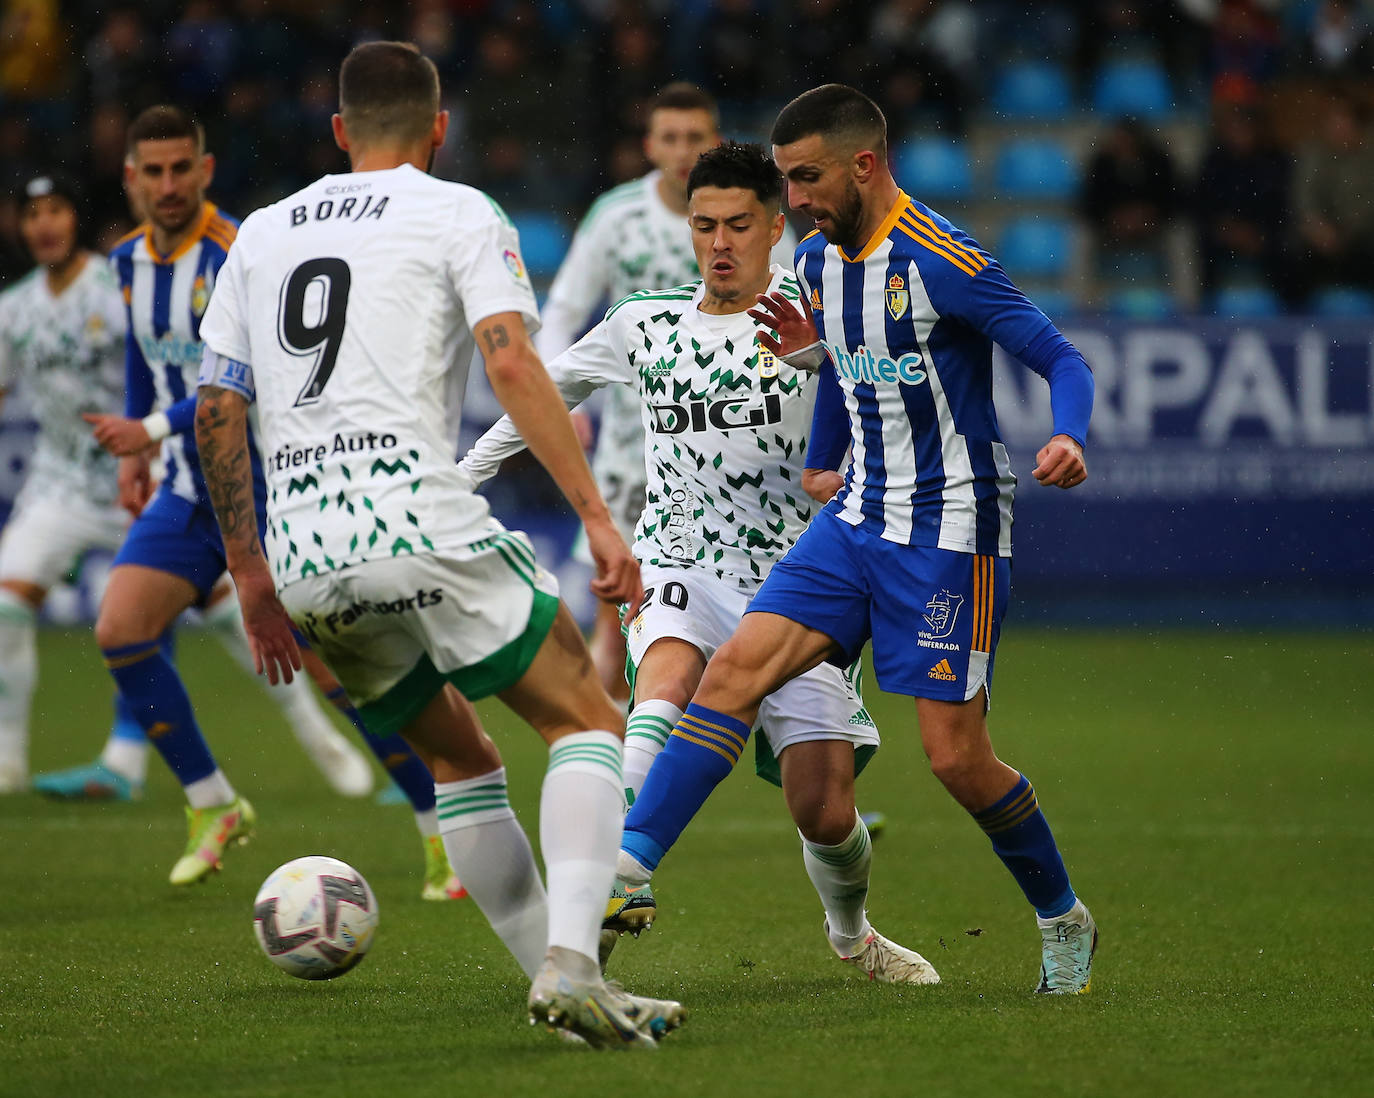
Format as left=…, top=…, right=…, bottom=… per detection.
left=538, top=84, right=796, bottom=705
left=195, top=41, right=683, bottom=1049
left=461, top=143, right=936, bottom=985
left=0, top=174, right=130, bottom=792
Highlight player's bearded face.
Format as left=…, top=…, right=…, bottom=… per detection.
left=822, top=178, right=864, bottom=250
left=128, top=138, right=211, bottom=236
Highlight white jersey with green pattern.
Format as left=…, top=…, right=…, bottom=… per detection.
left=0, top=258, right=126, bottom=506
left=463, top=265, right=817, bottom=592
left=198, top=163, right=541, bottom=589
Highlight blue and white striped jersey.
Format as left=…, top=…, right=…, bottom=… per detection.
left=798, top=190, right=1090, bottom=558
left=110, top=201, right=261, bottom=508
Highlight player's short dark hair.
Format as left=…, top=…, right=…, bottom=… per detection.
left=771, top=84, right=887, bottom=158
left=648, top=82, right=719, bottom=128
left=339, top=41, right=441, bottom=144
left=126, top=105, right=205, bottom=157
left=686, top=142, right=782, bottom=212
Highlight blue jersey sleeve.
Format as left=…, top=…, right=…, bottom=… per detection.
left=933, top=260, right=1093, bottom=447
left=804, top=364, right=850, bottom=470
left=165, top=396, right=198, bottom=436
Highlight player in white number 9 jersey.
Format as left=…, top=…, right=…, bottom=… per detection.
left=195, top=41, right=683, bottom=1049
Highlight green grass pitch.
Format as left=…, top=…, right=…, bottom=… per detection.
left=1, top=627, right=1370, bottom=1097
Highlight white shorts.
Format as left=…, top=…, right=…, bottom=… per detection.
left=626, top=564, right=879, bottom=782
left=0, top=482, right=130, bottom=589
left=280, top=529, right=560, bottom=735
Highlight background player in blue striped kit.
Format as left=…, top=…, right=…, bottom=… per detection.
left=620, top=84, right=1098, bottom=994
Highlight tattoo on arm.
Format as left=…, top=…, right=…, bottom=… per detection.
left=195, top=385, right=262, bottom=561
left=482, top=323, right=510, bottom=355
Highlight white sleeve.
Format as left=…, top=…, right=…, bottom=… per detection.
left=0, top=292, right=15, bottom=391
left=448, top=204, right=540, bottom=334
left=458, top=313, right=633, bottom=485
left=198, top=235, right=252, bottom=363
left=533, top=206, right=615, bottom=360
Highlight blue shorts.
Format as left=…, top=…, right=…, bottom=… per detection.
left=748, top=509, right=1010, bottom=701
left=112, top=490, right=233, bottom=601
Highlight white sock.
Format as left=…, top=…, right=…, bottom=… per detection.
left=622, top=698, right=681, bottom=805
left=413, top=806, right=438, bottom=839
left=541, top=730, right=624, bottom=964
left=100, top=737, right=149, bottom=783
left=184, top=769, right=236, bottom=809
left=435, top=767, right=546, bottom=978
left=615, top=848, right=652, bottom=886
left=802, top=811, right=873, bottom=950
left=0, top=589, right=37, bottom=774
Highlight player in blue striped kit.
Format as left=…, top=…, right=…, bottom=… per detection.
left=619, top=85, right=1098, bottom=994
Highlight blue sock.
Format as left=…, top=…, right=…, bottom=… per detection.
left=103, top=640, right=217, bottom=786
left=109, top=632, right=174, bottom=744
left=621, top=703, right=751, bottom=873
left=325, top=686, right=435, bottom=812
left=973, top=773, right=1076, bottom=919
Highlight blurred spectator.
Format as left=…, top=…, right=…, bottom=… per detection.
left=163, top=0, right=239, bottom=111
left=78, top=102, right=136, bottom=247
left=790, top=0, right=870, bottom=91
left=1193, top=99, right=1292, bottom=294
left=1207, top=0, right=1282, bottom=92
left=82, top=6, right=159, bottom=111
left=866, top=0, right=977, bottom=135
left=0, top=0, right=68, bottom=101
left=1289, top=0, right=1374, bottom=76
left=1080, top=116, right=1179, bottom=282
left=1291, top=92, right=1374, bottom=297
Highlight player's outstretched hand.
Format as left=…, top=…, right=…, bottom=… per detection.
left=1032, top=434, right=1088, bottom=490
left=83, top=413, right=154, bottom=456
left=232, top=565, right=302, bottom=685
left=584, top=514, right=643, bottom=618
left=748, top=289, right=819, bottom=359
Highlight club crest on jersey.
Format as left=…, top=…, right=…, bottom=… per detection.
left=921, top=590, right=964, bottom=640
left=809, top=287, right=822, bottom=312
left=191, top=276, right=210, bottom=317
left=503, top=249, right=526, bottom=282
left=756, top=342, right=779, bottom=378
left=886, top=273, right=909, bottom=321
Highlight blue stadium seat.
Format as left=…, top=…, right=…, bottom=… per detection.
left=1091, top=60, right=1173, bottom=117
left=1106, top=286, right=1179, bottom=319
left=991, top=61, right=1074, bottom=120
left=509, top=210, right=569, bottom=278
left=1308, top=286, right=1374, bottom=317
left=891, top=137, right=973, bottom=201
left=1209, top=286, right=1282, bottom=318
left=996, top=217, right=1074, bottom=280
left=993, top=138, right=1079, bottom=201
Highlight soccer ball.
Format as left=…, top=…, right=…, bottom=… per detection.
left=252, top=855, right=379, bottom=980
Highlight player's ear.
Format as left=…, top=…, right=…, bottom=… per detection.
left=201, top=153, right=216, bottom=189
left=432, top=110, right=449, bottom=150
left=769, top=210, right=785, bottom=248
left=331, top=114, right=349, bottom=153
left=852, top=149, right=878, bottom=185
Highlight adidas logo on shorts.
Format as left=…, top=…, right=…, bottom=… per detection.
left=927, top=659, right=958, bottom=682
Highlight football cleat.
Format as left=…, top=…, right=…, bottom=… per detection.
left=528, top=957, right=682, bottom=1050
left=603, top=878, right=656, bottom=935
left=420, top=834, right=468, bottom=901
left=169, top=796, right=256, bottom=886
left=1036, top=900, right=1097, bottom=995
left=0, top=760, right=28, bottom=794
left=859, top=810, right=887, bottom=842
left=294, top=726, right=373, bottom=798
left=32, top=759, right=142, bottom=801
left=828, top=919, right=941, bottom=985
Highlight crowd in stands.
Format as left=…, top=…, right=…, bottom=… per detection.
left=0, top=0, right=1372, bottom=315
